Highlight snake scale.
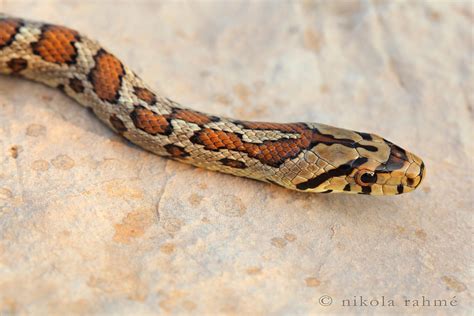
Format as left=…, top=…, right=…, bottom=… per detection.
left=0, top=15, right=425, bottom=195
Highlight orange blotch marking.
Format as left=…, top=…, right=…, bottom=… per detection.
left=0, top=18, right=21, bottom=48
left=90, top=50, right=124, bottom=103
left=32, top=25, right=79, bottom=64
left=194, top=128, right=245, bottom=151
left=244, top=131, right=312, bottom=167
left=130, top=106, right=171, bottom=135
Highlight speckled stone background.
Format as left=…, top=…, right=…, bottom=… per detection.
left=0, top=0, right=472, bottom=315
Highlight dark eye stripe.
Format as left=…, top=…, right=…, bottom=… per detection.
left=296, top=157, right=368, bottom=190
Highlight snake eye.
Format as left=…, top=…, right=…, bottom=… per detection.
left=356, top=170, right=377, bottom=186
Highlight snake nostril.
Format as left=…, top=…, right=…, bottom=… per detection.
left=407, top=177, right=415, bottom=186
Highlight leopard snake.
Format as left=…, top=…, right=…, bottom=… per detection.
left=0, top=15, right=425, bottom=195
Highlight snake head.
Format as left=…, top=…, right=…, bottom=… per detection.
left=340, top=140, right=426, bottom=195
left=292, top=125, right=425, bottom=195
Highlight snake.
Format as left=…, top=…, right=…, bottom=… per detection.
left=0, top=14, right=425, bottom=195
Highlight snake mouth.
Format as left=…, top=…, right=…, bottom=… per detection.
left=414, top=161, right=426, bottom=187
left=406, top=161, right=425, bottom=190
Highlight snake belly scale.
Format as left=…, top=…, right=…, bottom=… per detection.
left=0, top=15, right=425, bottom=195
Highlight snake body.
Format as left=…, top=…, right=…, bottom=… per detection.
left=0, top=15, right=425, bottom=195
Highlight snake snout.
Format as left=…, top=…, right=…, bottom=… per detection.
left=376, top=141, right=426, bottom=194
left=406, top=160, right=425, bottom=189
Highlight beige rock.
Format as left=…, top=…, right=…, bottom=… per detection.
left=0, top=1, right=472, bottom=315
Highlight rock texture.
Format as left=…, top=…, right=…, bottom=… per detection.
left=0, top=1, right=472, bottom=315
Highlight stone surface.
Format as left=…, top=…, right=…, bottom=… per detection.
left=0, top=1, right=472, bottom=315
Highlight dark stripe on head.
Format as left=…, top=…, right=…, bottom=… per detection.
left=352, top=157, right=369, bottom=167
left=296, top=157, right=368, bottom=190
left=359, top=145, right=378, bottom=152
left=384, top=141, right=409, bottom=170
left=311, top=128, right=378, bottom=152
left=357, top=132, right=373, bottom=141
